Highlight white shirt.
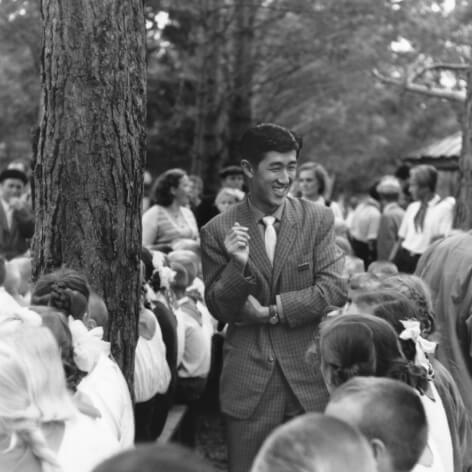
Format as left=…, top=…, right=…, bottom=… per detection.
left=311, top=196, right=344, bottom=222
left=57, top=412, right=120, bottom=472
left=413, top=382, right=452, bottom=472
left=175, top=303, right=212, bottom=379
left=399, top=195, right=454, bottom=254
left=420, top=383, right=453, bottom=472
left=78, top=354, right=134, bottom=449
left=1, top=198, right=12, bottom=229
left=348, top=198, right=381, bottom=242
left=0, top=287, right=41, bottom=326
left=134, top=313, right=171, bottom=402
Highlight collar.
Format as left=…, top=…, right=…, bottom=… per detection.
left=383, top=201, right=400, bottom=212
left=426, top=194, right=440, bottom=207
left=247, top=196, right=285, bottom=223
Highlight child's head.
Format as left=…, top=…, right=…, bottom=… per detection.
left=214, top=188, right=245, bottom=213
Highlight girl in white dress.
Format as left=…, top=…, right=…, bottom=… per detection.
left=315, top=314, right=449, bottom=472
left=0, top=325, right=119, bottom=472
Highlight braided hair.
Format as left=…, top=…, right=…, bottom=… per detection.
left=313, top=314, right=429, bottom=393
left=31, top=268, right=90, bottom=320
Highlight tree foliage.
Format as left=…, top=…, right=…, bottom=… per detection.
left=0, top=0, right=468, bottom=195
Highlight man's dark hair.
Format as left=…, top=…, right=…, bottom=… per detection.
left=239, top=123, right=302, bottom=167
left=395, top=164, right=411, bottom=181
left=219, top=165, right=244, bottom=179
left=92, top=443, right=214, bottom=472
left=329, top=377, right=428, bottom=472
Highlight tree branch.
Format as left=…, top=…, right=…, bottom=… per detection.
left=372, top=68, right=466, bottom=103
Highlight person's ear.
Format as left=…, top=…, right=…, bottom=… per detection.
left=370, top=438, right=391, bottom=470
left=241, top=160, right=254, bottom=179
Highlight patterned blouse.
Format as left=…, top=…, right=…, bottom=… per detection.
left=142, top=204, right=199, bottom=247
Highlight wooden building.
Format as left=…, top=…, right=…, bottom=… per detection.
left=403, top=131, right=461, bottom=198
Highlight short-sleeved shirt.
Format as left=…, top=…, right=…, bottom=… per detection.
left=175, top=299, right=212, bottom=379
left=399, top=195, right=454, bottom=255
left=348, top=198, right=381, bottom=242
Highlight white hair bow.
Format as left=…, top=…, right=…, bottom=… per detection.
left=68, top=317, right=110, bottom=373
left=399, top=320, right=437, bottom=371
left=151, top=251, right=176, bottom=290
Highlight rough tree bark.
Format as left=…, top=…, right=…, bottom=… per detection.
left=455, top=70, right=472, bottom=229
left=33, top=0, right=146, bottom=388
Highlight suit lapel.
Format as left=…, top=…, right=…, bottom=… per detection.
left=272, top=200, right=299, bottom=288
left=236, top=200, right=273, bottom=282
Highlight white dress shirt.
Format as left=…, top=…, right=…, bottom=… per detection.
left=399, top=195, right=454, bottom=254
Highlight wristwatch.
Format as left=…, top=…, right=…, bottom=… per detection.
left=268, top=304, right=280, bottom=325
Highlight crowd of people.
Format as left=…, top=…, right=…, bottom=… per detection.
left=0, top=122, right=471, bottom=472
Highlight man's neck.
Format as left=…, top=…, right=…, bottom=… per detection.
left=421, top=192, right=436, bottom=204
left=248, top=195, right=284, bottom=216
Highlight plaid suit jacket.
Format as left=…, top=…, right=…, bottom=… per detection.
left=201, top=196, right=347, bottom=419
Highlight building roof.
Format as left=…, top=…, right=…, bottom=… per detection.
left=404, top=131, right=461, bottom=169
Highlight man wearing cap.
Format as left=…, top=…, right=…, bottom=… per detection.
left=0, top=168, right=34, bottom=259
left=219, top=165, right=245, bottom=191
left=376, top=176, right=405, bottom=261
left=195, top=165, right=246, bottom=228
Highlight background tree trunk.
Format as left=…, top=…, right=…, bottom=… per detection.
left=191, top=0, right=224, bottom=193
left=33, top=0, right=146, bottom=388
left=226, top=0, right=257, bottom=164
left=455, top=70, right=472, bottom=229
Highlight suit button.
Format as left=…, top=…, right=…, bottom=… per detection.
left=268, top=356, right=274, bottom=363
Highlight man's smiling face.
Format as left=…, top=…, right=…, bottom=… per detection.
left=244, top=150, right=297, bottom=214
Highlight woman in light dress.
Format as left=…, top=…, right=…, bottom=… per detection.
left=142, top=169, right=199, bottom=250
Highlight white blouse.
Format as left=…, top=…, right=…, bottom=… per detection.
left=134, top=311, right=171, bottom=402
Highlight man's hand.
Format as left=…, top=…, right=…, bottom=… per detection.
left=236, top=295, right=270, bottom=326
left=224, top=222, right=250, bottom=268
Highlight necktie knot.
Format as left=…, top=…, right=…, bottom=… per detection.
left=262, top=216, right=276, bottom=228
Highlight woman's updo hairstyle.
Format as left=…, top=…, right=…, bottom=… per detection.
left=352, top=290, right=421, bottom=362
left=319, top=321, right=377, bottom=387
left=31, top=268, right=90, bottom=320
left=315, top=314, right=429, bottom=393
left=381, top=274, right=435, bottom=336
left=150, top=168, right=187, bottom=207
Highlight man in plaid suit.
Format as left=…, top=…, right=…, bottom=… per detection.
left=201, top=124, right=347, bottom=472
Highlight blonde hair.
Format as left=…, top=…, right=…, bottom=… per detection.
left=8, top=326, right=77, bottom=422
left=215, top=187, right=245, bottom=207
left=0, top=326, right=68, bottom=471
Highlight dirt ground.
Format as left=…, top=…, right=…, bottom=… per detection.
left=195, top=408, right=228, bottom=471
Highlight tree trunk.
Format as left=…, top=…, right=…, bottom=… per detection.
left=34, top=0, right=146, bottom=389
left=227, top=0, right=257, bottom=164
left=455, top=70, right=472, bottom=229
left=191, top=0, right=224, bottom=194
